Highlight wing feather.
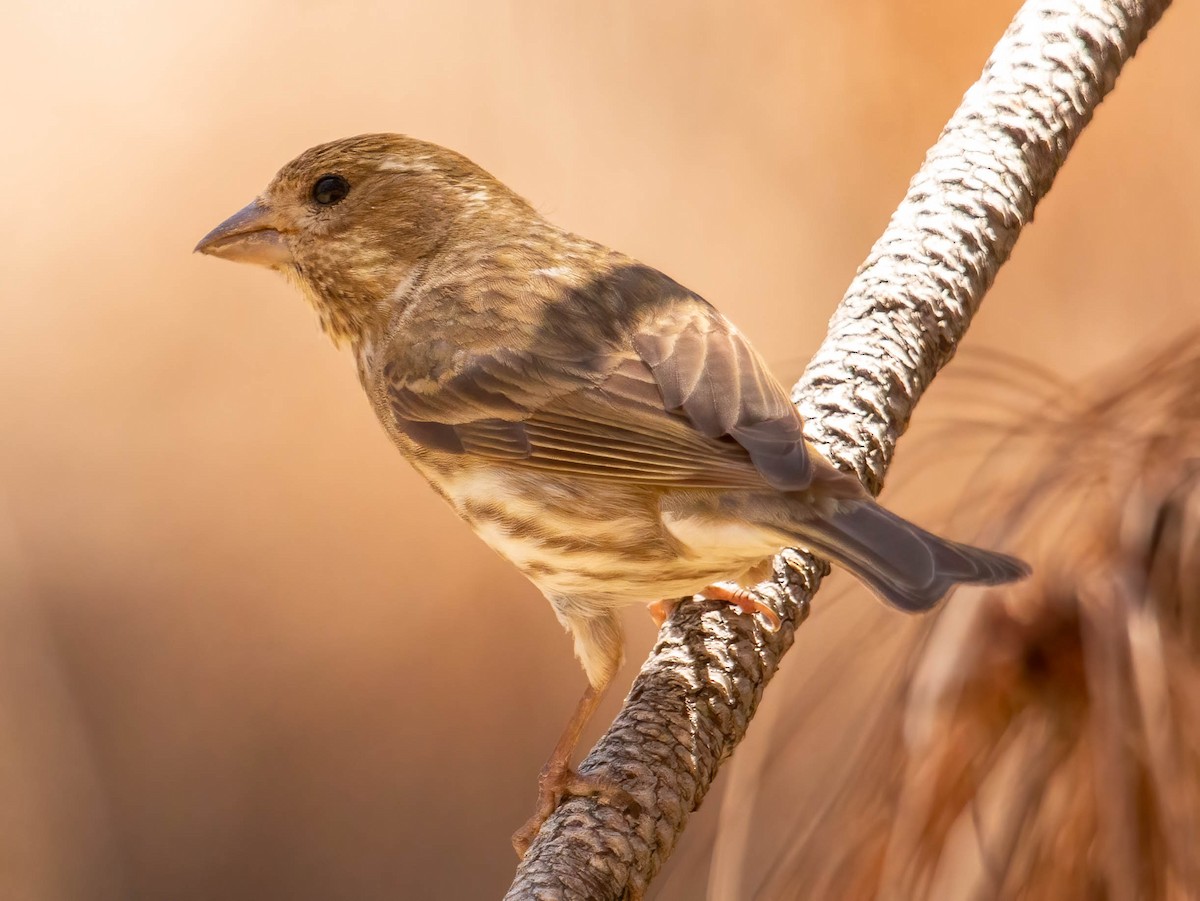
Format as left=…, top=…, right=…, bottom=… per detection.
left=383, top=263, right=813, bottom=491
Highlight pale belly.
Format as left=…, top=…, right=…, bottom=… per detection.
left=437, top=465, right=781, bottom=606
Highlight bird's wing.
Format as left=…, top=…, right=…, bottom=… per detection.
left=384, top=264, right=812, bottom=491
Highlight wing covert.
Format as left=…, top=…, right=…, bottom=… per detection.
left=383, top=263, right=812, bottom=491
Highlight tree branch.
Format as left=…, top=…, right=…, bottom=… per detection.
left=504, top=1, right=1173, bottom=898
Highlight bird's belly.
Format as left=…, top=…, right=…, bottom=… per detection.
left=439, top=467, right=731, bottom=603
left=660, top=511, right=782, bottom=572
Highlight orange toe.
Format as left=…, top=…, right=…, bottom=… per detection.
left=648, top=597, right=681, bottom=628
left=700, top=582, right=782, bottom=631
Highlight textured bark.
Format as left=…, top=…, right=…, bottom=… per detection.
left=504, top=1, right=1173, bottom=898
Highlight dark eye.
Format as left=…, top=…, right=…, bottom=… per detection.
left=311, top=174, right=350, bottom=205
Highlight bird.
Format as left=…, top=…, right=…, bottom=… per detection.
left=195, top=133, right=1030, bottom=854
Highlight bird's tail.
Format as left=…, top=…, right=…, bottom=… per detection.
left=785, top=499, right=1030, bottom=612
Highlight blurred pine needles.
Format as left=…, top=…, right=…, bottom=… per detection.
left=691, top=332, right=1200, bottom=900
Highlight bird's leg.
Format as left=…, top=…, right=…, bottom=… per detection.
left=512, top=678, right=639, bottom=856
left=700, top=581, right=782, bottom=631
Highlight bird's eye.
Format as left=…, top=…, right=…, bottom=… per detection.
left=311, top=174, right=350, bottom=206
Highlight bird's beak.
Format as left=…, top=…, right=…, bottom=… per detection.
left=194, top=199, right=292, bottom=267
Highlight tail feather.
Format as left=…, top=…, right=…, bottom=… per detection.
left=791, top=500, right=1029, bottom=612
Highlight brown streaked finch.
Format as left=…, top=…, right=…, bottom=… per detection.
left=196, top=134, right=1029, bottom=853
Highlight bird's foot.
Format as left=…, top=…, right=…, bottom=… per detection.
left=699, top=581, right=782, bottom=631
left=512, top=759, right=640, bottom=857
left=648, top=597, right=681, bottom=628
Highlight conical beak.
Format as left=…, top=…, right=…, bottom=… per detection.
left=195, top=199, right=292, bottom=267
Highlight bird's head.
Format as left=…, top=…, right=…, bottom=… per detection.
left=195, top=133, right=532, bottom=343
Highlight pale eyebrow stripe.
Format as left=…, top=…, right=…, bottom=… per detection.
left=377, top=159, right=438, bottom=175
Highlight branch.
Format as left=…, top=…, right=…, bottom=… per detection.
left=504, top=1, right=1172, bottom=898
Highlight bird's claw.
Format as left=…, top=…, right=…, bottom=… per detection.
left=699, top=581, right=782, bottom=631
left=648, top=597, right=681, bottom=628
left=511, top=761, right=640, bottom=857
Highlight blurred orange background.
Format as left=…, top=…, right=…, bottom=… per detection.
left=2, top=1, right=1197, bottom=898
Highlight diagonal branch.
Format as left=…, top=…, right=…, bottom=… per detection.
left=504, top=1, right=1173, bottom=898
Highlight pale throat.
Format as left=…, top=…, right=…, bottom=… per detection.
left=287, top=255, right=423, bottom=349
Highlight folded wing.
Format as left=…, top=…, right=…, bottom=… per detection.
left=384, top=263, right=813, bottom=491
